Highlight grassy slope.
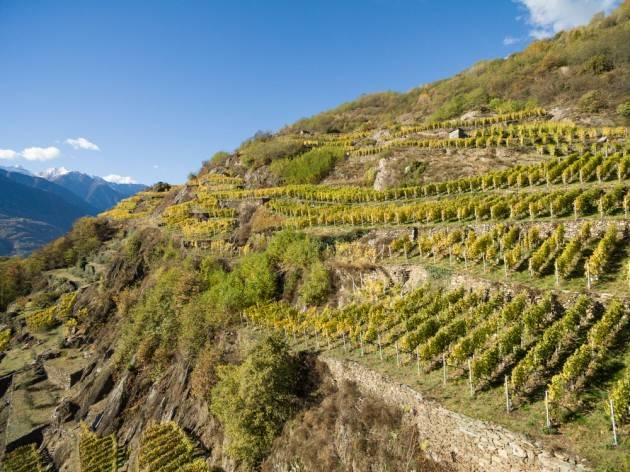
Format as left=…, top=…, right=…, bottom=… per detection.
left=284, top=1, right=630, bottom=135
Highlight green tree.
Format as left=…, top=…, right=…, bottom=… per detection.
left=210, top=336, right=303, bottom=469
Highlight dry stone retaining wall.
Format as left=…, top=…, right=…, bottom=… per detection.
left=321, top=356, right=590, bottom=472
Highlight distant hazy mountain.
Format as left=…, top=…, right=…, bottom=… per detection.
left=38, top=168, right=147, bottom=212
left=0, top=164, right=35, bottom=176
left=0, top=170, right=99, bottom=256
left=0, top=168, right=147, bottom=256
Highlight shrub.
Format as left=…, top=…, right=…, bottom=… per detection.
left=298, top=260, right=330, bottom=306
left=617, top=102, right=630, bottom=117
left=430, top=87, right=489, bottom=121
left=190, top=343, right=222, bottom=400
left=210, top=151, right=231, bottom=166
left=205, top=252, right=278, bottom=315
left=240, top=136, right=305, bottom=168
left=116, top=266, right=202, bottom=371
left=270, top=147, right=344, bottom=185
left=489, top=98, right=537, bottom=113
left=578, top=90, right=606, bottom=112
left=249, top=207, right=283, bottom=234
left=210, top=336, right=303, bottom=469
left=584, top=53, right=614, bottom=74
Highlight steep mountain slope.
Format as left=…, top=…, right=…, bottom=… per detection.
left=1, top=4, right=630, bottom=472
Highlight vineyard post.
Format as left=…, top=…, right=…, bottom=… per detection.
left=442, top=353, right=447, bottom=386
left=395, top=341, right=400, bottom=367
left=468, top=358, right=474, bottom=397
left=416, top=346, right=420, bottom=375
left=360, top=333, right=364, bottom=357
left=316, top=332, right=320, bottom=350
left=378, top=334, right=383, bottom=360
left=610, top=398, right=619, bottom=446
left=554, top=261, right=560, bottom=287
left=504, top=375, right=511, bottom=413
left=586, top=263, right=592, bottom=290
left=545, top=390, right=551, bottom=428
left=342, top=332, right=347, bottom=353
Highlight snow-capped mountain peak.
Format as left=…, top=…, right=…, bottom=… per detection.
left=38, top=167, right=72, bottom=179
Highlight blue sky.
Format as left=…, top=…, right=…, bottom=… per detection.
left=0, top=0, right=621, bottom=184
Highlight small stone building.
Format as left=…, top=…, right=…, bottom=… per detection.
left=449, top=128, right=467, bottom=139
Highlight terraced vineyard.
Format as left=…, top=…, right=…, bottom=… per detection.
left=245, top=287, right=630, bottom=429
left=79, top=426, right=125, bottom=472
left=3, top=444, right=44, bottom=472
left=96, top=95, right=630, bottom=468
left=138, top=422, right=210, bottom=472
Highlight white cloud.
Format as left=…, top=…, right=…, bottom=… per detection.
left=0, top=149, right=18, bottom=159
left=65, top=137, right=100, bottom=151
left=515, top=0, right=621, bottom=38
left=103, top=174, right=137, bottom=184
left=503, top=36, right=520, bottom=45
left=20, top=146, right=61, bottom=161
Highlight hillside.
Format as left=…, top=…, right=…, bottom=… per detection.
left=288, top=1, right=630, bottom=134
left=1, top=3, right=630, bottom=472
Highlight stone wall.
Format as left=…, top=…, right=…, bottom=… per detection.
left=320, top=356, right=590, bottom=472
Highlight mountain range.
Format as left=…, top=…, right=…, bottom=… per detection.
left=0, top=166, right=146, bottom=256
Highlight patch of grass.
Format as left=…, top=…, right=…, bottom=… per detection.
left=270, top=147, right=344, bottom=184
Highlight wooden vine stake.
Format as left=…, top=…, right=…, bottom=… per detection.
left=360, top=332, right=364, bottom=357
left=554, top=260, right=560, bottom=287
left=416, top=346, right=420, bottom=375
left=586, top=263, right=592, bottom=290
left=544, top=390, right=551, bottom=429
left=395, top=341, right=400, bottom=367
left=442, top=353, right=447, bottom=386
left=504, top=375, right=511, bottom=413
left=610, top=398, right=619, bottom=447
left=468, top=358, right=474, bottom=397
left=378, top=334, right=383, bottom=360
left=342, top=332, right=347, bottom=353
